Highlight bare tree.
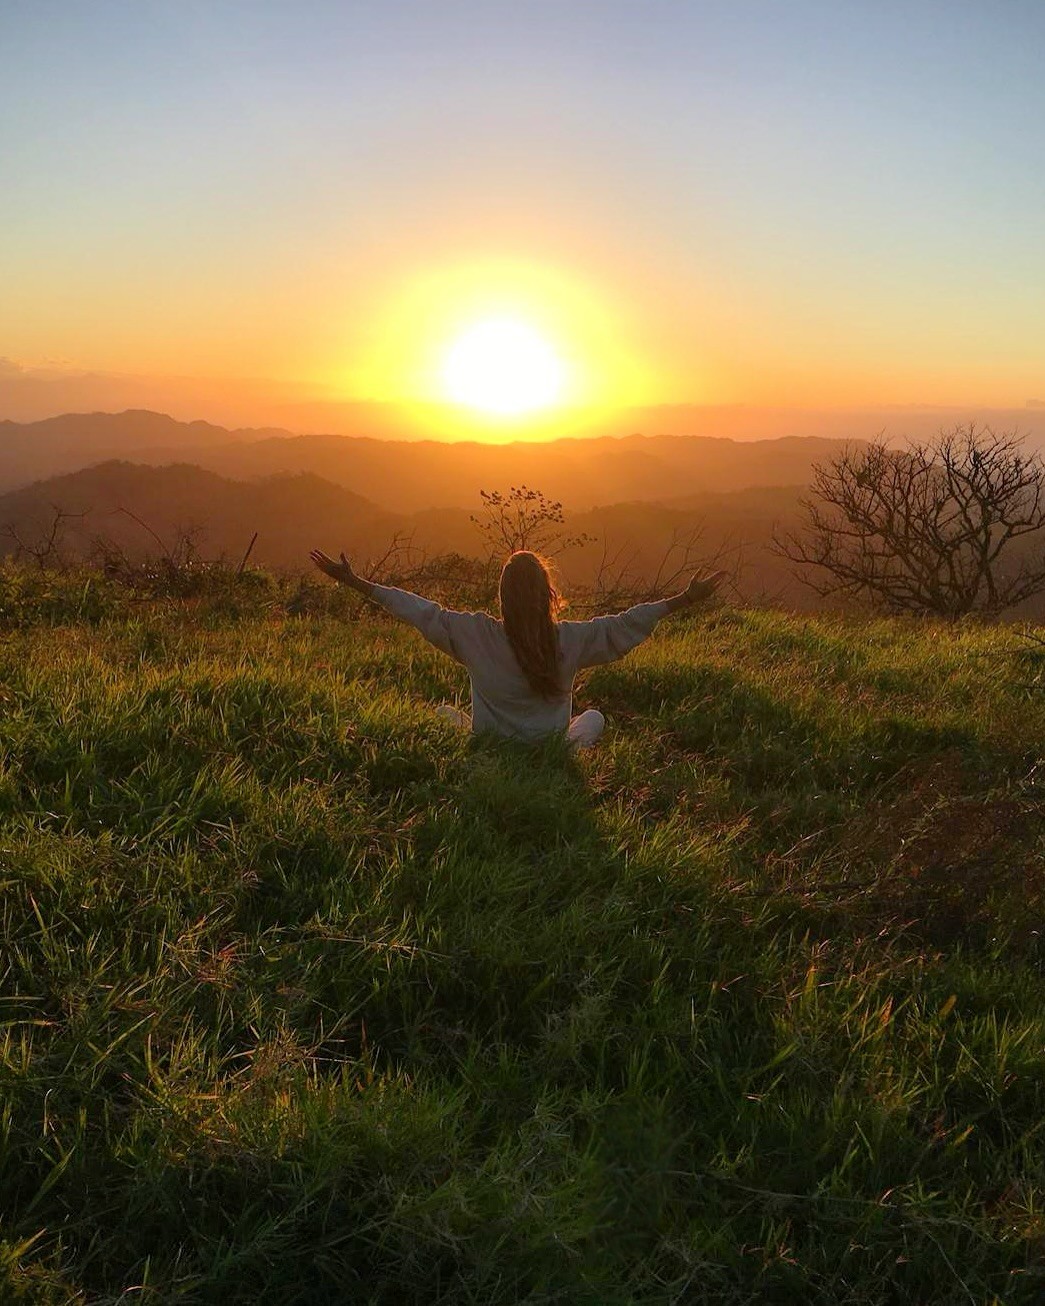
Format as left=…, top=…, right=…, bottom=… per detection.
left=774, top=426, right=1045, bottom=617
left=471, top=486, right=594, bottom=558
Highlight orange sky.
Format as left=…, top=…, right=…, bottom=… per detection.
left=3, top=4, right=1045, bottom=438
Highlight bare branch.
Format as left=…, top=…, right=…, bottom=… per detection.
left=470, top=485, right=595, bottom=560
left=1, top=505, right=85, bottom=571
left=773, top=425, right=1045, bottom=617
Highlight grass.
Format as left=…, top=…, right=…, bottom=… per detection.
left=0, top=587, right=1043, bottom=1302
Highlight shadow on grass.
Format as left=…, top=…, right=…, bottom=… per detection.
left=4, top=667, right=1043, bottom=1303
left=0, top=730, right=798, bottom=1304
left=593, top=661, right=1043, bottom=956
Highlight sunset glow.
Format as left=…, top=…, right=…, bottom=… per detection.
left=441, top=319, right=566, bottom=415
left=344, top=258, right=655, bottom=437
left=3, top=4, right=1045, bottom=437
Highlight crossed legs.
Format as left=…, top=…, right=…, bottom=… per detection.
left=435, top=704, right=605, bottom=749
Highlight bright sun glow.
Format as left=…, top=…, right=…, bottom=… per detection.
left=441, top=318, right=566, bottom=416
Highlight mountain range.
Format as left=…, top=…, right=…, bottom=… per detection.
left=0, top=408, right=854, bottom=511
left=2, top=409, right=1042, bottom=615
left=0, top=458, right=802, bottom=599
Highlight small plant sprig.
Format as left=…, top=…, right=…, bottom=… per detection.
left=470, top=485, right=595, bottom=559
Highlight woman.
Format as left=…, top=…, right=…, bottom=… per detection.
left=309, top=548, right=726, bottom=747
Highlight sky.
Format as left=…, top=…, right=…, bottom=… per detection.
left=2, top=0, right=1045, bottom=434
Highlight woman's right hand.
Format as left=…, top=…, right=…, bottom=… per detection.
left=684, top=570, right=728, bottom=604
left=309, top=549, right=356, bottom=585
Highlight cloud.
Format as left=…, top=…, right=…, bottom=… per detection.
left=1026, top=399, right=1045, bottom=409
left=0, top=356, right=89, bottom=379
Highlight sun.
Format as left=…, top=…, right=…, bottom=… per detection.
left=441, top=318, right=566, bottom=416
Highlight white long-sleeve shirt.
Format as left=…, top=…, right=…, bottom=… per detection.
left=368, top=583, right=672, bottom=741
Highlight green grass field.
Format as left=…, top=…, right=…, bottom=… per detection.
left=1, top=588, right=1043, bottom=1303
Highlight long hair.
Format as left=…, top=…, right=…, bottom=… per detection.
left=499, top=551, right=565, bottom=699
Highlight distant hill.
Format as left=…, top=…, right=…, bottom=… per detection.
left=39, top=408, right=1045, bottom=517
left=0, top=410, right=291, bottom=491
left=174, top=428, right=861, bottom=513
left=3, top=458, right=1043, bottom=616
left=0, top=457, right=814, bottom=606
left=0, top=408, right=864, bottom=508
left=0, top=461, right=401, bottom=570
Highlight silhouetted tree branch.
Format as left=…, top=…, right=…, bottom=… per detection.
left=1, top=505, right=85, bottom=570
left=774, top=425, right=1045, bottom=617
left=471, top=486, right=595, bottom=558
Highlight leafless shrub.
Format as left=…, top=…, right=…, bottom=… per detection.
left=466, top=487, right=733, bottom=614
left=576, top=524, right=737, bottom=615
left=412, top=552, right=499, bottom=609
left=363, top=531, right=428, bottom=585
left=583, top=536, right=645, bottom=612
left=113, top=507, right=206, bottom=570
left=471, top=486, right=595, bottom=558
left=363, top=532, right=499, bottom=609
left=774, top=425, right=1045, bottom=618
left=1, top=506, right=84, bottom=571
left=89, top=509, right=268, bottom=601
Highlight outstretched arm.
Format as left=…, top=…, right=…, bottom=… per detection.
left=568, top=569, right=729, bottom=669
left=309, top=548, right=481, bottom=663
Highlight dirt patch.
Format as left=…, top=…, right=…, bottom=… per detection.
left=780, top=753, right=1045, bottom=951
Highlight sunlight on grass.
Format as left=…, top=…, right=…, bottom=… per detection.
left=0, top=597, right=1043, bottom=1302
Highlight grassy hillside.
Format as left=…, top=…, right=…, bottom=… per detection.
left=0, top=593, right=1043, bottom=1303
